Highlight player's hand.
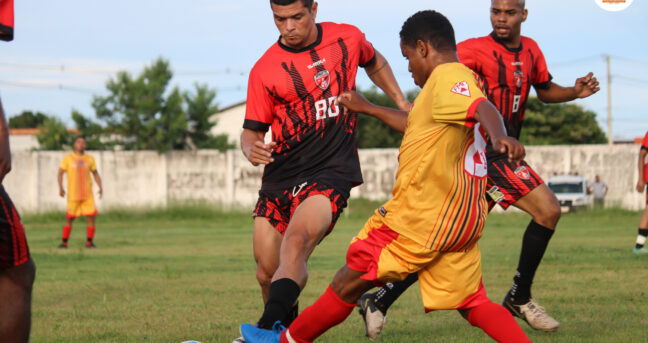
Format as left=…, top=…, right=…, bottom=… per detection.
left=59, top=188, right=65, bottom=197
left=637, top=180, right=645, bottom=193
left=574, top=72, right=600, bottom=98
left=492, top=136, right=525, bottom=164
left=245, top=141, right=277, bottom=166
left=337, top=91, right=371, bottom=113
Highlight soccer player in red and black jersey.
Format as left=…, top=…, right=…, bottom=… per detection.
left=236, top=0, right=409, bottom=341
left=633, top=131, right=648, bottom=254
left=356, top=0, right=600, bottom=337
left=0, top=1, right=36, bottom=343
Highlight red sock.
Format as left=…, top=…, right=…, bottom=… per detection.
left=280, top=285, right=355, bottom=343
left=467, top=301, right=531, bottom=343
left=62, top=225, right=72, bottom=240
left=86, top=226, right=95, bottom=240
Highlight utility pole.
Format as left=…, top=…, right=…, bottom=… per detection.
left=606, top=54, right=613, bottom=145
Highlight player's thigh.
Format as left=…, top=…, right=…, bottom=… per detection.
left=253, top=217, right=283, bottom=271
left=283, top=194, right=333, bottom=252
left=513, top=183, right=561, bottom=226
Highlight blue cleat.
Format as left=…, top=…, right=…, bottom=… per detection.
left=240, top=321, right=285, bottom=343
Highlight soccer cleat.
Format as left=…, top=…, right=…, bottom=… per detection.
left=58, top=242, right=68, bottom=249
left=632, top=247, right=648, bottom=254
left=357, top=293, right=387, bottom=339
left=503, top=295, right=560, bottom=332
left=232, top=336, right=246, bottom=343
left=240, top=320, right=284, bottom=343
left=86, top=241, right=97, bottom=248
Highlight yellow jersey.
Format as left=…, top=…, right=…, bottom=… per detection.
left=60, top=153, right=97, bottom=202
left=380, top=62, right=489, bottom=252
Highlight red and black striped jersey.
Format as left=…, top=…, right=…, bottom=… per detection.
left=458, top=33, right=552, bottom=158
left=642, top=131, right=648, bottom=183
left=0, top=0, right=13, bottom=41
left=244, top=22, right=375, bottom=190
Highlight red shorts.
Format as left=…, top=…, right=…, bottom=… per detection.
left=0, top=186, right=30, bottom=269
left=485, top=158, right=543, bottom=210
left=253, top=180, right=350, bottom=236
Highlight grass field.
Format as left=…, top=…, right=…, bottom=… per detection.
left=21, top=200, right=648, bottom=342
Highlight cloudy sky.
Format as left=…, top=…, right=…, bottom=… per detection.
left=1, top=0, right=647, bottom=139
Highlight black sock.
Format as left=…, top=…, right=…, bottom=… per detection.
left=636, top=228, right=648, bottom=249
left=282, top=302, right=299, bottom=327
left=257, top=278, right=301, bottom=329
left=373, top=273, right=419, bottom=313
left=509, top=220, right=554, bottom=303
left=62, top=238, right=68, bottom=243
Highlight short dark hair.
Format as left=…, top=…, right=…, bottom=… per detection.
left=400, top=10, right=456, bottom=52
left=270, top=0, right=314, bottom=8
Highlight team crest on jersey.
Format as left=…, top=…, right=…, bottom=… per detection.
left=514, top=166, right=530, bottom=180
left=314, top=70, right=331, bottom=91
left=513, top=70, right=524, bottom=88
left=451, top=81, right=471, bottom=97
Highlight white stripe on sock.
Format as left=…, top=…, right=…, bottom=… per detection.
left=285, top=329, right=298, bottom=343
left=636, top=235, right=647, bottom=246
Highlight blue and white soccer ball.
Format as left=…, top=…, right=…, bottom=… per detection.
left=181, top=341, right=202, bottom=343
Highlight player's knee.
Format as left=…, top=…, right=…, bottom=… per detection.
left=256, top=266, right=273, bottom=288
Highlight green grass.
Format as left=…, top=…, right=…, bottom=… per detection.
left=22, top=201, right=648, bottom=342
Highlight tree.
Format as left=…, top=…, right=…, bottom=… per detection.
left=183, top=83, right=234, bottom=151
left=71, top=110, right=105, bottom=150
left=37, top=116, right=71, bottom=150
left=519, top=97, right=607, bottom=145
left=8, top=111, right=48, bottom=128
left=356, top=87, right=418, bottom=148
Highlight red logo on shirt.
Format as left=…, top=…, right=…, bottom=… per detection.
left=451, top=81, right=471, bottom=97
left=513, top=70, right=524, bottom=88
left=314, top=70, right=330, bottom=91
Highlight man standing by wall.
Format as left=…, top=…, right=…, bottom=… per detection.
left=58, top=137, right=103, bottom=248
left=589, top=175, right=608, bottom=209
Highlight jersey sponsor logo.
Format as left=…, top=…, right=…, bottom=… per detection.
left=511, top=61, right=524, bottom=66
left=307, top=58, right=326, bottom=69
left=486, top=186, right=505, bottom=203
left=451, top=81, right=471, bottom=97
left=514, top=166, right=531, bottom=180
left=291, top=181, right=308, bottom=197
left=314, top=70, right=331, bottom=91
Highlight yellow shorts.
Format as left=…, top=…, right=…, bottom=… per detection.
left=346, top=215, right=485, bottom=311
left=66, top=198, right=98, bottom=218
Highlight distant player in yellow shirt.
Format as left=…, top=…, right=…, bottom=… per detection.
left=241, top=10, right=530, bottom=343
left=57, top=137, right=102, bottom=248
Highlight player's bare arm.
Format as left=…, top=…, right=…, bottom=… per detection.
left=536, top=72, right=600, bottom=103
left=57, top=168, right=66, bottom=197
left=637, top=149, right=647, bottom=192
left=364, top=50, right=411, bottom=111
left=92, top=170, right=103, bottom=198
left=240, top=128, right=276, bottom=166
left=474, top=100, right=525, bottom=163
left=337, top=91, right=408, bottom=133
left=0, top=98, right=11, bottom=184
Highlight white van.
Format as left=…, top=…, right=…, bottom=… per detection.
left=546, top=175, right=592, bottom=212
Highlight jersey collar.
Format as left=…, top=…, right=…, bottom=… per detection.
left=277, top=24, right=323, bottom=53
left=489, top=32, right=523, bottom=53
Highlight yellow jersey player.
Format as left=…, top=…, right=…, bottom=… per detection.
left=57, top=137, right=103, bottom=248
left=241, top=10, right=530, bottom=343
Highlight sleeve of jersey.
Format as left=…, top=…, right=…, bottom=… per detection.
left=243, top=68, right=273, bottom=132
left=0, top=0, right=13, bottom=42
left=431, top=69, right=487, bottom=128
left=60, top=156, right=68, bottom=171
left=531, top=44, right=553, bottom=90
left=357, top=30, right=376, bottom=68
left=89, top=156, right=97, bottom=172
left=456, top=41, right=477, bottom=70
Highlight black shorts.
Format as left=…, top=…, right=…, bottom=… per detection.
left=0, top=185, right=30, bottom=269
left=485, top=158, right=544, bottom=211
left=253, top=180, right=350, bottom=236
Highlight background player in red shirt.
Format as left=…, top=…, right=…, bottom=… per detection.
left=633, top=131, right=648, bottom=254
left=236, top=0, right=409, bottom=342
left=357, top=0, right=600, bottom=337
left=0, top=1, right=36, bottom=342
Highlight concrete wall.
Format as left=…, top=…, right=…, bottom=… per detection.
left=3, top=144, right=644, bottom=214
